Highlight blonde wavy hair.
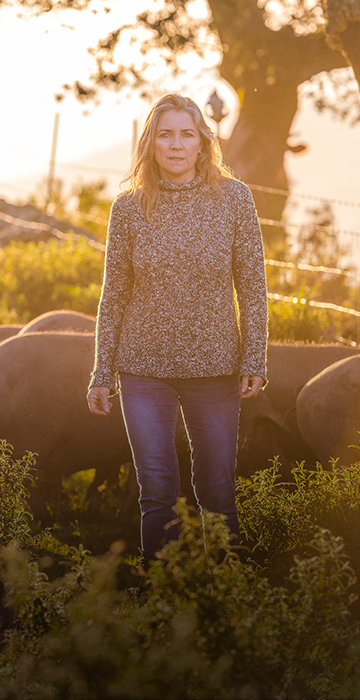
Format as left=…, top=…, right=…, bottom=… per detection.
left=122, top=93, right=233, bottom=218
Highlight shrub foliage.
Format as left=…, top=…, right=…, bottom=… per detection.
left=0, top=440, right=35, bottom=547
left=236, top=458, right=360, bottom=557
left=0, top=239, right=103, bottom=324
left=1, top=443, right=360, bottom=698
left=0, top=233, right=359, bottom=342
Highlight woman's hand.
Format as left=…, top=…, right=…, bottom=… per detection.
left=87, top=387, right=113, bottom=415
left=240, top=375, right=263, bottom=399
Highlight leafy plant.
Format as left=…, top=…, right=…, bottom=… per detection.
left=27, top=177, right=112, bottom=243
left=0, top=502, right=358, bottom=700
left=268, top=297, right=334, bottom=343
left=0, top=441, right=36, bottom=546
left=1, top=443, right=360, bottom=698
left=0, top=238, right=103, bottom=324
left=236, top=459, right=360, bottom=558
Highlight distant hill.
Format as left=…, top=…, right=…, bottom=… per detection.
left=0, top=198, right=95, bottom=247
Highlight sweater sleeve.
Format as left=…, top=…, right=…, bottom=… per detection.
left=232, top=183, right=268, bottom=385
left=88, top=196, right=134, bottom=393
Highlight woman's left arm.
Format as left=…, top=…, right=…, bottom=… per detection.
left=232, top=182, right=268, bottom=388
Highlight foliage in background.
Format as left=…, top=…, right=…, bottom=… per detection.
left=49, top=0, right=359, bottom=231
left=1, top=181, right=359, bottom=341
left=267, top=203, right=360, bottom=344
left=268, top=297, right=333, bottom=342
left=267, top=296, right=360, bottom=343
left=0, top=238, right=103, bottom=324
left=287, top=204, right=353, bottom=305
left=2, top=0, right=360, bottom=243
left=27, top=177, right=112, bottom=243
left=70, top=179, right=111, bottom=242
left=0, top=222, right=359, bottom=343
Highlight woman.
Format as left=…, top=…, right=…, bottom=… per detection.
left=87, top=93, right=268, bottom=562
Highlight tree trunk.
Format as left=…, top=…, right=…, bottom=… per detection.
left=207, top=0, right=348, bottom=232
left=341, top=20, right=360, bottom=87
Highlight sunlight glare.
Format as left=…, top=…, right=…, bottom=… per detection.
left=187, top=0, right=211, bottom=20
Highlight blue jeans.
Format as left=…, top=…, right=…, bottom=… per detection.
left=119, top=373, right=241, bottom=558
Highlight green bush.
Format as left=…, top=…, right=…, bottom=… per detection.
left=268, top=298, right=331, bottom=342
left=236, top=458, right=360, bottom=558
left=0, top=503, right=358, bottom=700
left=2, top=444, right=360, bottom=699
left=0, top=239, right=103, bottom=324
left=0, top=236, right=357, bottom=343
left=135, top=510, right=359, bottom=700
left=0, top=440, right=36, bottom=547
left=267, top=297, right=358, bottom=343
left=0, top=236, right=358, bottom=344
left=41, top=465, right=140, bottom=557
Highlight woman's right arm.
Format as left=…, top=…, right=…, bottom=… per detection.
left=88, top=196, right=134, bottom=394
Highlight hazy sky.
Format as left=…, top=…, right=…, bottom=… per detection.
left=0, top=0, right=359, bottom=261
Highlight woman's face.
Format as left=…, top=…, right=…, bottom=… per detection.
left=153, top=109, right=202, bottom=184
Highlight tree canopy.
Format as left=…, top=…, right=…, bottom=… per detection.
left=2, top=0, right=360, bottom=223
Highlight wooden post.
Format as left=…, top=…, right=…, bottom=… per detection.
left=46, top=112, right=60, bottom=216
left=131, top=119, right=138, bottom=157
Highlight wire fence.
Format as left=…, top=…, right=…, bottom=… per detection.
left=2, top=207, right=360, bottom=322
left=1, top=208, right=358, bottom=276
left=265, top=258, right=355, bottom=279
left=0, top=210, right=106, bottom=251
left=2, top=139, right=360, bottom=338
left=267, top=293, right=360, bottom=318
left=248, top=183, right=360, bottom=210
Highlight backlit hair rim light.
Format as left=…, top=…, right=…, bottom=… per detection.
left=122, top=93, right=233, bottom=218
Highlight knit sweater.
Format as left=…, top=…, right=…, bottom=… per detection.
left=89, top=174, right=268, bottom=392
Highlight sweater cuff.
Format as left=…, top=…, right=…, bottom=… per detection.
left=88, top=370, right=118, bottom=395
left=239, top=365, right=268, bottom=389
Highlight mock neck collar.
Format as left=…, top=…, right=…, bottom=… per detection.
left=158, top=173, right=204, bottom=192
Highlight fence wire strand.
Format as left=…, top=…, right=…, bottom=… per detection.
left=2, top=208, right=360, bottom=318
